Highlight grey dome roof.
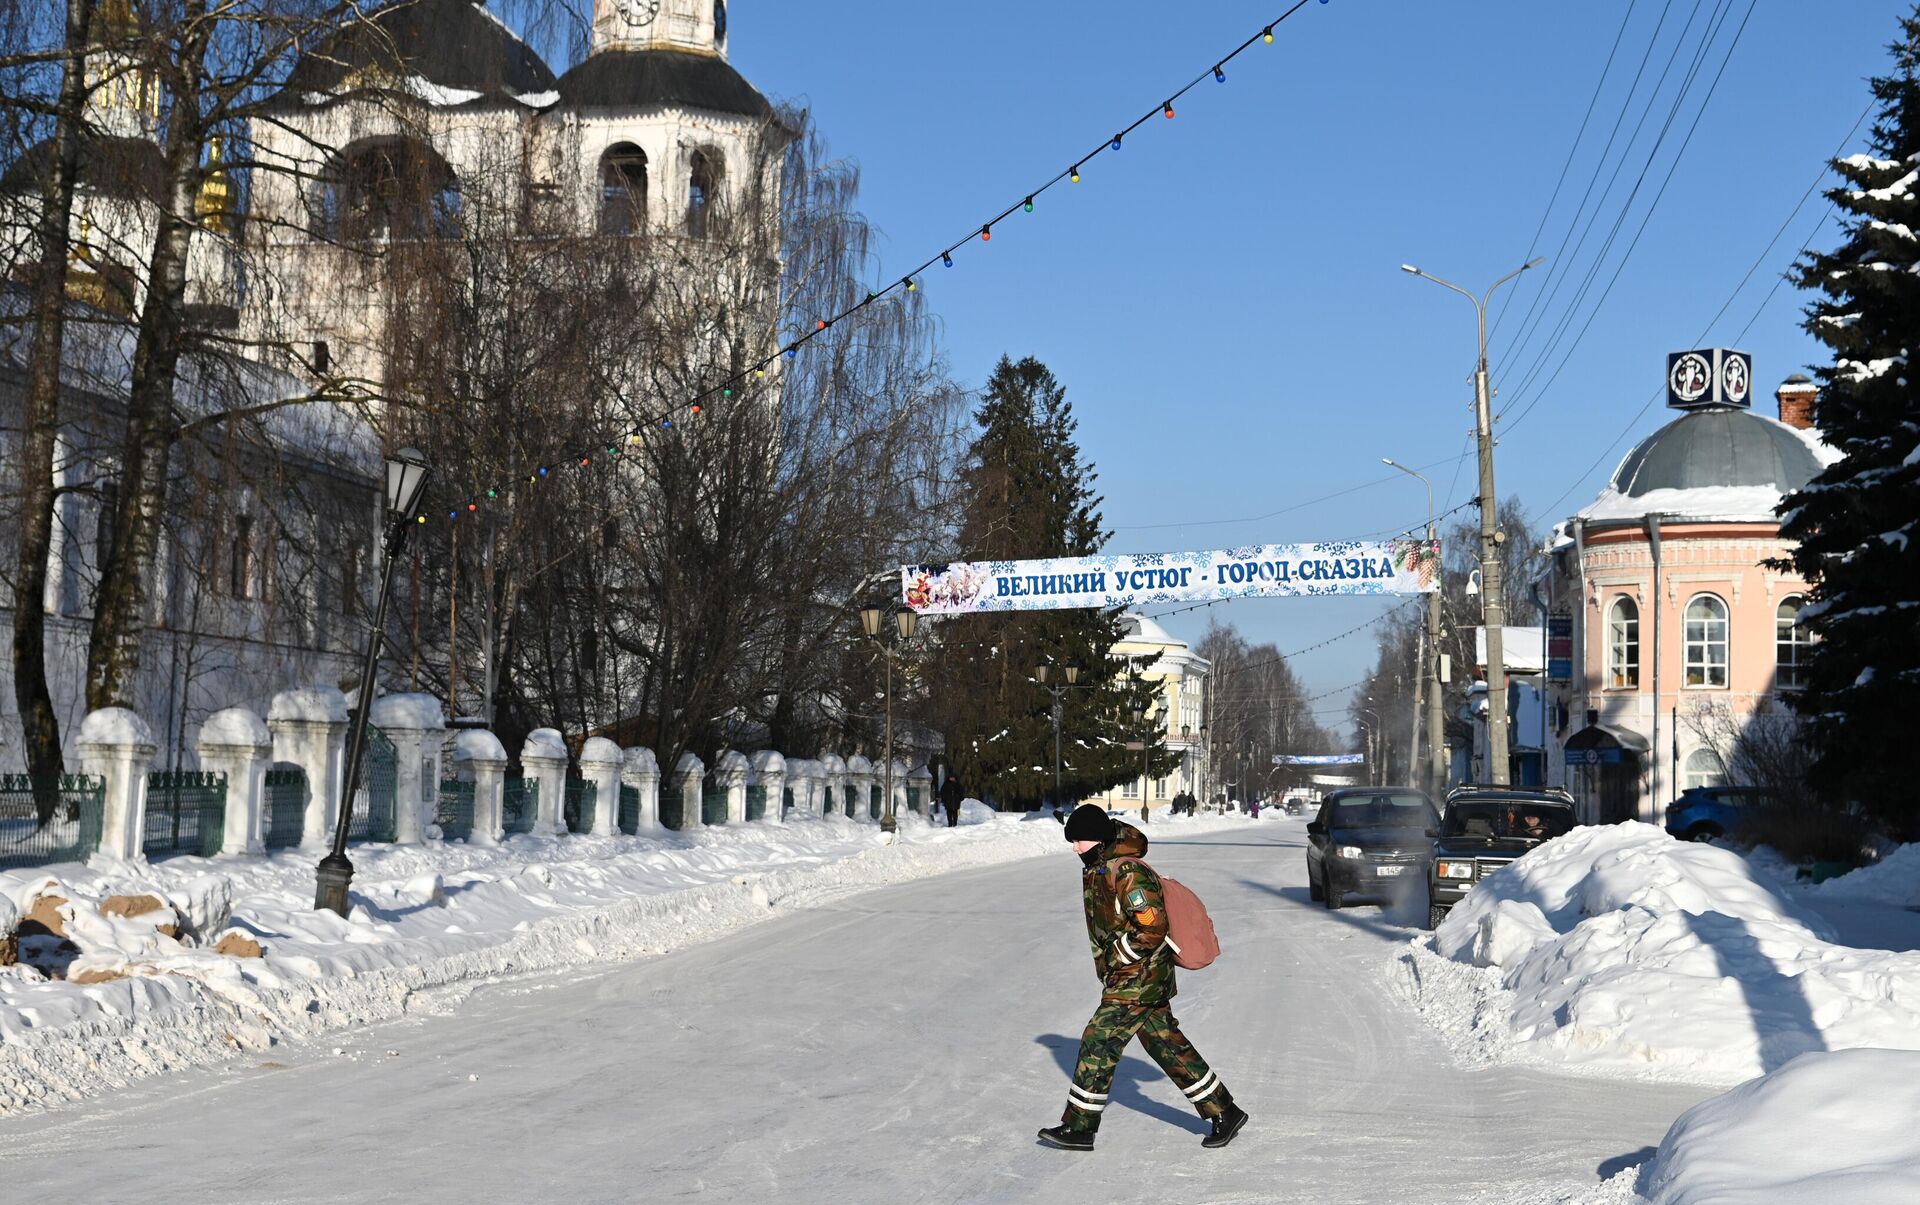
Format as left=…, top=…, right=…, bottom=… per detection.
left=276, top=0, right=557, bottom=106
left=1611, top=407, right=1823, bottom=497
left=557, top=50, right=771, bottom=120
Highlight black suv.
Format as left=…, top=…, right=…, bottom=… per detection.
left=1425, top=786, right=1576, bottom=930
left=1305, top=788, right=1439, bottom=910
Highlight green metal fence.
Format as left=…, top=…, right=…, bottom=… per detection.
left=437, top=779, right=475, bottom=841
left=619, top=783, right=641, bottom=834
left=503, top=778, right=539, bottom=834
left=783, top=786, right=795, bottom=818
left=145, top=770, right=228, bottom=858
left=907, top=785, right=923, bottom=813
left=263, top=768, right=307, bottom=849
left=870, top=785, right=882, bottom=821
left=820, top=786, right=834, bottom=818
left=746, top=784, right=767, bottom=822
left=565, top=778, right=597, bottom=834
left=702, top=784, right=728, bottom=826
left=658, top=781, right=685, bottom=830
left=0, top=774, right=105, bottom=870
left=345, top=726, right=398, bottom=843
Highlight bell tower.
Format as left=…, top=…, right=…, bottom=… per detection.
left=592, top=0, right=730, bottom=58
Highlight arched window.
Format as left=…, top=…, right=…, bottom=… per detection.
left=1684, top=594, right=1730, bottom=688
left=687, top=149, right=721, bottom=239
left=714, top=0, right=727, bottom=45
left=599, top=143, right=647, bottom=236
left=1607, top=596, right=1639, bottom=689
left=319, top=139, right=460, bottom=241
left=1776, top=596, right=1813, bottom=691
left=1683, top=747, right=1728, bottom=791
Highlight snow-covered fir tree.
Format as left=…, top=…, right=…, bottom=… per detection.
left=1778, top=7, right=1920, bottom=835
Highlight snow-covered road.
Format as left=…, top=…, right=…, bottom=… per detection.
left=0, top=821, right=1713, bottom=1203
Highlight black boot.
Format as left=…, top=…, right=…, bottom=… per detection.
left=1201, top=1104, right=1248, bottom=1149
left=1037, top=1125, right=1095, bottom=1151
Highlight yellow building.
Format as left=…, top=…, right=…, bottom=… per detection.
left=1086, top=614, right=1210, bottom=816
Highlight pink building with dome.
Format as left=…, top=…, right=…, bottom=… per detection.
left=1541, top=370, right=1833, bottom=824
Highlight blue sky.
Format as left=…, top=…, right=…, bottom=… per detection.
left=721, top=0, right=1902, bottom=725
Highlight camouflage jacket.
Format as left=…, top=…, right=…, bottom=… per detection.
left=1082, top=821, right=1176, bottom=1005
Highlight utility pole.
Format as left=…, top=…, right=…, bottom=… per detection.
left=1402, top=257, right=1544, bottom=786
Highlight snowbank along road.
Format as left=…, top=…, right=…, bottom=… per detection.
left=0, top=821, right=1716, bottom=1204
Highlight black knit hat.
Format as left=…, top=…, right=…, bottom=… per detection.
left=1063, top=804, right=1116, bottom=844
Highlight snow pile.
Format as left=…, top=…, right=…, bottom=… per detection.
left=0, top=811, right=1247, bottom=1113
left=1392, top=823, right=1920, bottom=1084
left=1808, top=842, right=1920, bottom=909
left=1638, top=1048, right=1920, bottom=1204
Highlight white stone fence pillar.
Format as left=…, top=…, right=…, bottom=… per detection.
left=907, top=763, right=933, bottom=816
left=622, top=747, right=659, bottom=835
left=675, top=752, right=706, bottom=831
left=846, top=754, right=874, bottom=822
left=369, top=693, right=446, bottom=846
left=522, top=728, right=568, bottom=837
left=717, top=751, right=749, bottom=825
left=453, top=730, right=508, bottom=845
left=785, top=759, right=817, bottom=819
left=579, top=737, right=623, bottom=837
left=76, top=707, right=156, bottom=862
left=197, top=707, right=270, bottom=856
left=751, top=751, right=786, bottom=824
left=889, top=759, right=910, bottom=822
left=267, top=686, right=349, bottom=850
left=818, top=753, right=847, bottom=820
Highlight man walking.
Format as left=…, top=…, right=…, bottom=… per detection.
left=1038, top=804, right=1248, bottom=1151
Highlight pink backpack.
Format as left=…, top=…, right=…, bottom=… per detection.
left=1118, top=859, right=1221, bottom=971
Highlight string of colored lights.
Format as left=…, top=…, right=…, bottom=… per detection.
left=427, top=0, right=1332, bottom=524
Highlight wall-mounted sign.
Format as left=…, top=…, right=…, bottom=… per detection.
left=1667, top=348, right=1753, bottom=411
left=1547, top=614, right=1573, bottom=682
left=903, top=538, right=1439, bottom=615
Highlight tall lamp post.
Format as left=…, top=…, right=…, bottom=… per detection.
left=1402, top=257, right=1544, bottom=786
left=860, top=603, right=917, bottom=835
left=1361, top=704, right=1384, bottom=785
left=1128, top=699, right=1167, bottom=824
left=1035, top=659, right=1088, bottom=810
left=1384, top=456, right=1446, bottom=798
left=315, top=447, right=432, bottom=916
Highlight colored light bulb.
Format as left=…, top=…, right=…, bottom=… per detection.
left=817, top=319, right=828, bottom=330
left=1070, top=165, right=1080, bottom=183
left=579, top=456, right=590, bottom=466
left=942, top=252, right=953, bottom=267
left=467, top=502, right=477, bottom=512
left=1264, top=26, right=1273, bottom=42
left=487, top=488, right=497, bottom=498
left=448, top=510, right=457, bottom=519
left=786, top=347, right=798, bottom=358
left=981, top=225, right=991, bottom=242
left=417, top=514, right=426, bottom=524
left=1164, top=101, right=1175, bottom=119
left=1023, top=196, right=1034, bottom=213
left=1112, top=135, right=1123, bottom=150
left=906, top=278, right=916, bottom=292
left=1214, top=65, right=1226, bottom=82
left=538, top=466, right=549, bottom=476
left=690, top=404, right=702, bottom=415
left=723, top=387, right=733, bottom=398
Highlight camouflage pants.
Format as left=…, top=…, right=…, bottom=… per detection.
left=1062, top=1002, right=1232, bottom=1131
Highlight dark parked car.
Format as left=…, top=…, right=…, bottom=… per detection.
left=1305, top=789, right=1439, bottom=910
left=1425, top=786, right=1577, bottom=930
left=1665, top=785, right=1773, bottom=842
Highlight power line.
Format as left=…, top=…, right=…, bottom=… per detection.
left=1523, top=99, right=1873, bottom=525
left=1114, top=449, right=1471, bottom=534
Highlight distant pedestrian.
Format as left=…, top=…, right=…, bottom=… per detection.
left=1037, top=805, right=1248, bottom=1152
left=937, top=773, right=964, bottom=828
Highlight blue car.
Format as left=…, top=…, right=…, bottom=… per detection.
left=1664, top=786, right=1773, bottom=842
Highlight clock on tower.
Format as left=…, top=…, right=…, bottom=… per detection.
left=613, top=0, right=659, bottom=26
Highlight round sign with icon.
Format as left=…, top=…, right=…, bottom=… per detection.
left=1669, top=352, right=1712, bottom=404
left=1721, top=352, right=1751, bottom=404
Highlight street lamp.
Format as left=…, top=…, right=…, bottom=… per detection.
left=1128, top=699, right=1166, bottom=824
left=1402, top=257, right=1544, bottom=786
left=1386, top=455, right=1445, bottom=798
left=315, top=447, right=431, bottom=916
left=1035, top=658, right=1087, bottom=812
left=1361, top=705, right=1383, bottom=786
left=860, top=603, right=918, bottom=835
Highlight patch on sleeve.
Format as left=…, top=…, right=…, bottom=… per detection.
left=1124, top=887, right=1150, bottom=912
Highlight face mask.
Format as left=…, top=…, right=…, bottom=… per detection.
left=1079, top=846, right=1102, bottom=869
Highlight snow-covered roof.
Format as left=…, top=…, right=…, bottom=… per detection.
left=1575, top=406, right=1836, bottom=528
left=275, top=0, right=558, bottom=109
left=1121, top=613, right=1178, bottom=646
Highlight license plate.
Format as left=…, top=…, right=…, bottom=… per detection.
left=1374, top=864, right=1407, bottom=876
